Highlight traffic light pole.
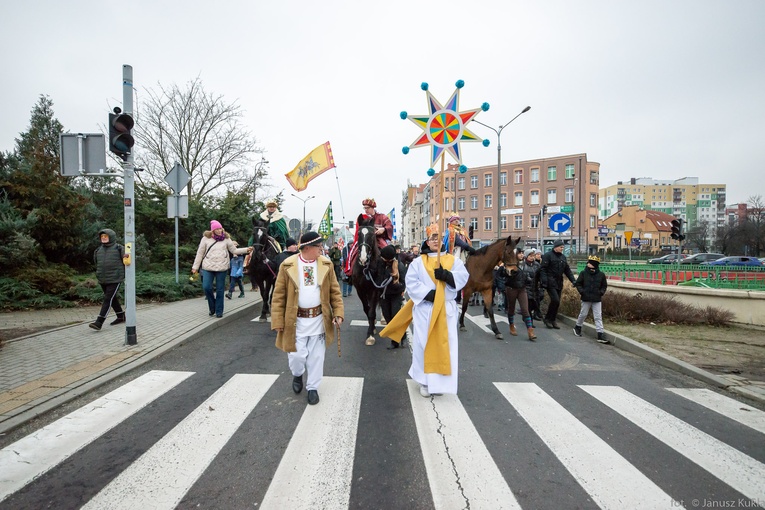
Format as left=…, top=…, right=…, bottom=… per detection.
left=122, top=65, right=137, bottom=345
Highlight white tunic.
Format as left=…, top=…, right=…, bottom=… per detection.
left=405, top=252, right=469, bottom=394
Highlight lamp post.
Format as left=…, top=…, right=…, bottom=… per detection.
left=252, top=156, right=269, bottom=206
left=291, top=193, right=315, bottom=234
left=473, top=106, right=531, bottom=240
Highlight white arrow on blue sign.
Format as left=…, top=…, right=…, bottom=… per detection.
left=548, top=213, right=571, bottom=233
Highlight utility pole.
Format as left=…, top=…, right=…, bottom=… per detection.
left=122, top=65, right=137, bottom=345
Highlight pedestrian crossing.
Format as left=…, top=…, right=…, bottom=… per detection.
left=1, top=370, right=763, bottom=509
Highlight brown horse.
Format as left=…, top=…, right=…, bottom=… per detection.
left=459, top=236, right=522, bottom=339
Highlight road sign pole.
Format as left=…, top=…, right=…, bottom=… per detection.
left=122, top=65, right=137, bottom=346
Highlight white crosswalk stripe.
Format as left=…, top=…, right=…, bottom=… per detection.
left=261, top=376, right=363, bottom=509
left=667, top=387, right=765, bottom=434
left=496, top=382, right=672, bottom=509
left=408, top=380, right=520, bottom=509
left=0, top=370, right=194, bottom=503
left=82, top=373, right=278, bottom=510
left=2, top=372, right=764, bottom=508
left=581, top=385, right=765, bottom=502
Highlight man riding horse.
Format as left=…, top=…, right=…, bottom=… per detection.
left=259, top=198, right=290, bottom=250
left=343, top=197, right=393, bottom=276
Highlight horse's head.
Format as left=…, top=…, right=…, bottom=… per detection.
left=501, top=236, right=524, bottom=274
left=356, top=216, right=378, bottom=266
left=251, top=217, right=270, bottom=259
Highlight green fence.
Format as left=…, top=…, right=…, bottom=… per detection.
left=576, top=262, right=765, bottom=291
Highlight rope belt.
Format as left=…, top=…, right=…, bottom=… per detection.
left=297, top=305, right=322, bottom=318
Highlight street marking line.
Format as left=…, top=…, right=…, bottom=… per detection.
left=0, top=370, right=194, bottom=503
left=261, top=376, right=363, bottom=509
left=581, top=385, right=765, bottom=502
left=496, top=382, right=672, bottom=509
left=82, top=373, right=278, bottom=510
left=667, top=387, right=765, bottom=435
left=409, top=380, right=520, bottom=509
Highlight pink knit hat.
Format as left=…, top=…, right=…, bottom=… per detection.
left=210, top=220, right=223, bottom=231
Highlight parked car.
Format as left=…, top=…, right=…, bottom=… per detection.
left=700, top=256, right=764, bottom=267
left=679, top=253, right=725, bottom=265
left=647, top=254, right=687, bottom=264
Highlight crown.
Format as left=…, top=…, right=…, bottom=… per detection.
left=362, top=198, right=376, bottom=208
left=426, top=223, right=440, bottom=239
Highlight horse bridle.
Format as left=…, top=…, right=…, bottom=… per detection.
left=250, top=227, right=277, bottom=278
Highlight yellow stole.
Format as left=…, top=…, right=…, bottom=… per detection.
left=380, top=253, right=455, bottom=375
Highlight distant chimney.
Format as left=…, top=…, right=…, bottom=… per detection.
left=630, top=178, right=636, bottom=184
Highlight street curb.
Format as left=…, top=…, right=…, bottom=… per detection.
left=0, top=297, right=263, bottom=436
left=558, top=314, right=764, bottom=405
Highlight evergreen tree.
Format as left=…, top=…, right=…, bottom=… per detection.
left=0, top=95, right=94, bottom=270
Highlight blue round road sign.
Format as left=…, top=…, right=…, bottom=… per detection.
left=548, top=213, right=571, bottom=233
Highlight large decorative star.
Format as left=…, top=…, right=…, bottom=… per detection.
left=401, top=80, right=489, bottom=173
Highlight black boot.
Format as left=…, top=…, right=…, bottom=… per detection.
left=89, top=317, right=105, bottom=330
left=110, top=313, right=126, bottom=326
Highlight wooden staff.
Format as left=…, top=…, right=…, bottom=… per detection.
left=336, top=323, right=341, bottom=357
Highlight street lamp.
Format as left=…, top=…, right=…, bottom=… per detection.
left=291, top=193, right=315, bottom=234
left=473, top=106, right=531, bottom=240
left=253, top=156, right=269, bottom=206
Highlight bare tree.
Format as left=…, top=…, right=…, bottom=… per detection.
left=687, top=219, right=710, bottom=253
left=134, top=77, right=262, bottom=199
left=744, top=195, right=765, bottom=256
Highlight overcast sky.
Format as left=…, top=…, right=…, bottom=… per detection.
left=2, top=0, right=764, bottom=234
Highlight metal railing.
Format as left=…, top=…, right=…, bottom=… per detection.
left=577, top=262, right=765, bottom=291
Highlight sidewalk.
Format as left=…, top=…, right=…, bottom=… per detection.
left=0, top=293, right=262, bottom=435
left=1, top=297, right=764, bottom=436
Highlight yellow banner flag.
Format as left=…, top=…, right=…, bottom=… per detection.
left=284, top=142, right=336, bottom=192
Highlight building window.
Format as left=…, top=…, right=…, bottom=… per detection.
left=589, top=171, right=598, bottom=185
left=514, top=170, right=523, bottom=184
left=470, top=175, right=478, bottom=189
left=485, top=173, right=493, bottom=187
left=514, top=215, right=523, bottom=230
left=484, top=194, right=492, bottom=208
left=590, top=215, right=596, bottom=228
left=500, top=193, right=507, bottom=207
left=547, top=166, right=557, bottom=180
left=531, top=214, right=539, bottom=228
left=590, top=193, right=596, bottom=207
left=530, top=190, right=540, bottom=205
left=484, top=217, right=493, bottom=231
left=458, top=176, right=466, bottom=190
left=565, top=187, right=574, bottom=203
left=470, top=196, right=478, bottom=209
left=500, top=216, right=507, bottom=231
left=469, top=217, right=478, bottom=230
left=530, top=168, right=540, bottom=183
left=458, top=197, right=465, bottom=210
left=565, top=163, right=575, bottom=179
left=514, top=191, right=523, bottom=206
left=548, top=189, right=557, bottom=203
left=500, top=172, right=507, bottom=186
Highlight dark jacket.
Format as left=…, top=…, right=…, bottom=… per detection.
left=328, top=246, right=342, bottom=267
left=574, top=267, right=608, bottom=302
left=520, top=260, right=542, bottom=298
left=94, top=228, right=125, bottom=284
left=539, top=250, right=575, bottom=290
left=274, top=251, right=298, bottom=272
left=502, top=266, right=528, bottom=290
left=372, top=258, right=406, bottom=299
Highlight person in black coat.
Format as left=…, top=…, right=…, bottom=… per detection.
left=375, top=245, right=408, bottom=349
left=89, top=228, right=128, bottom=330
left=573, top=255, right=609, bottom=342
left=539, top=239, right=575, bottom=329
left=502, top=248, right=537, bottom=341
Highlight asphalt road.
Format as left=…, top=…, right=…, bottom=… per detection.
left=1, top=297, right=764, bottom=509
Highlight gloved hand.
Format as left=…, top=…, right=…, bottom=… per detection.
left=424, top=289, right=436, bottom=302
left=434, top=266, right=449, bottom=281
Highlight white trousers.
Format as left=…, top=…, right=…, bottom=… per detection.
left=288, top=333, right=326, bottom=391
left=576, top=302, right=604, bottom=333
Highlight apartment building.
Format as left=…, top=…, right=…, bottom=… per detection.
left=403, top=153, right=601, bottom=253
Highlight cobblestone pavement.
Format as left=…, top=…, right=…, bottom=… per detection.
left=0, top=293, right=262, bottom=434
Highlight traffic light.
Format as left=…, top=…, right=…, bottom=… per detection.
left=671, top=218, right=683, bottom=240
left=108, top=108, right=134, bottom=159
left=542, top=205, right=548, bottom=215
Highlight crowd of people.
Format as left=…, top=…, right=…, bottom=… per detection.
left=90, top=196, right=608, bottom=406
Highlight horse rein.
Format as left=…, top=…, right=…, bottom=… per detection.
left=250, top=227, right=277, bottom=278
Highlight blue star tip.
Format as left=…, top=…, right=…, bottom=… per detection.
left=455, top=80, right=465, bottom=88
left=427, top=168, right=435, bottom=176
left=481, top=102, right=490, bottom=111
left=459, top=165, right=468, bottom=173
left=399, top=111, right=407, bottom=119
left=402, top=147, right=410, bottom=154
left=421, top=82, right=429, bottom=91
left=482, top=139, right=491, bottom=147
